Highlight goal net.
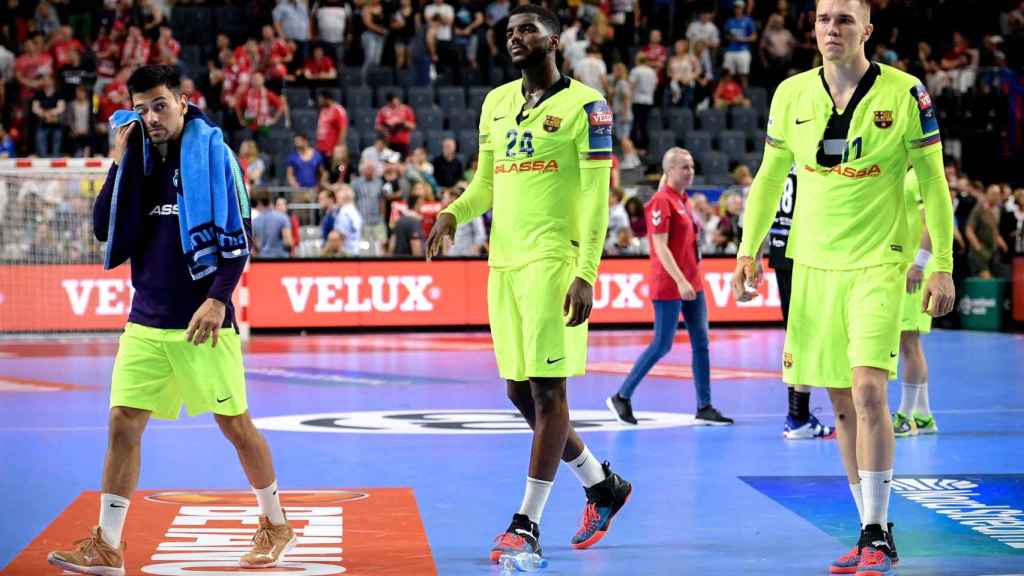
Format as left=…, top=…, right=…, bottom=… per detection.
left=0, top=159, right=117, bottom=334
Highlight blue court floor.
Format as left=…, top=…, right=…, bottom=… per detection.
left=1, top=327, right=1022, bottom=575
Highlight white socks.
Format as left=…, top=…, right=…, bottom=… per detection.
left=914, top=381, right=931, bottom=416
left=99, top=493, right=130, bottom=548
left=253, top=480, right=286, bottom=525
left=849, top=483, right=864, bottom=525
left=899, top=381, right=927, bottom=415
left=518, top=477, right=554, bottom=524
left=860, top=469, right=893, bottom=528
left=567, top=445, right=606, bottom=488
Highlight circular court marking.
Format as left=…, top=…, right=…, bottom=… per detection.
left=253, top=409, right=695, bottom=435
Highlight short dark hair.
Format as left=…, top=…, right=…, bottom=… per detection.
left=508, top=4, right=561, bottom=37
left=294, top=132, right=309, bottom=142
left=318, top=89, right=335, bottom=101
left=127, top=65, right=183, bottom=99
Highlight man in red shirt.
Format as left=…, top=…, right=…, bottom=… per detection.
left=15, top=35, right=53, bottom=99
left=639, top=28, right=669, bottom=84
left=375, top=93, right=416, bottom=158
left=316, top=89, right=348, bottom=157
left=152, top=26, right=181, bottom=66
left=607, top=147, right=733, bottom=426
left=235, top=72, right=287, bottom=133
left=51, top=26, right=85, bottom=70
left=301, top=46, right=338, bottom=84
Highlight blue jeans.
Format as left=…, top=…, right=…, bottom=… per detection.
left=36, top=125, right=63, bottom=157
left=617, top=292, right=712, bottom=410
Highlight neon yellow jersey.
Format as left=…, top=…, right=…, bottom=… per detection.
left=760, top=63, right=942, bottom=269
left=443, top=77, right=612, bottom=283
left=903, top=167, right=923, bottom=254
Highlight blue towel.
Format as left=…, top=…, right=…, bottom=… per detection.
left=106, top=105, right=250, bottom=279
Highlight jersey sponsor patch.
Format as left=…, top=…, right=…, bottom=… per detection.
left=910, top=83, right=939, bottom=135
left=874, top=110, right=893, bottom=129
left=584, top=100, right=613, bottom=157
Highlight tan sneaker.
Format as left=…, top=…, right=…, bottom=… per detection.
left=240, top=513, right=296, bottom=568
left=47, top=526, right=125, bottom=576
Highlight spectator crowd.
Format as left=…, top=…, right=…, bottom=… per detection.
left=1, top=0, right=1023, bottom=267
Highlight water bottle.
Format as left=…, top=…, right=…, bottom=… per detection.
left=498, top=552, right=549, bottom=573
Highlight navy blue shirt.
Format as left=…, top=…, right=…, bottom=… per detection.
left=96, top=139, right=247, bottom=329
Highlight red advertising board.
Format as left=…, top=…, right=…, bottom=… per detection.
left=0, top=258, right=781, bottom=332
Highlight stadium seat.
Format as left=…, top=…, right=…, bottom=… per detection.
left=438, top=87, right=466, bottom=112
left=647, top=130, right=676, bottom=166
left=468, top=86, right=490, bottom=115
left=684, top=131, right=713, bottom=162
left=284, top=88, right=312, bottom=110
left=748, top=86, right=769, bottom=116
left=213, top=6, right=247, bottom=41
left=417, top=108, right=444, bottom=132
left=409, top=130, right=425, bottom=152
left=375, top=85, right=403, bottom=107
left=408, top=86, right=435, bottom=110
left=448, top=110, right=479, bottom=133
left=697, top=108, right=726, bottom=135
left=360, top=131, right=379, bottom=150
left=343, top=67, right=363, bottom=86
left=426, top=130, right=455, bottom=157
left=648, top=107, right=665, bottom=132
left=367, top=66, right=395, bottom=87
left=730, top=107, right=759, bottom=137
left=180, top=45, right=202, bottom=74
left=291, top=109, right=318, bottom=138
left=700, top=151, right=730, bottom=183
left=666, top=108, right=694, bottom=143
left=717, top=130, right=747, bottom=165
left=345, top=129, right=361, bottom=155
left=743, top=152, right=763, bottom=175
left=458, top=129, right=479, bottom=159
left=171, top=7, right=211, bottom=43
left=353, top=109, right=377, bottom=134
left=395, top=68, right=414, bottom=88
left=345, top=87, right=372, bottom=110
left=750, top=130, right=766, bottom=154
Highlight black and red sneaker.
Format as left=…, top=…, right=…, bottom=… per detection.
left=489, top=513, right=541, bottom=563
left=571, top=461, right=632, bottom=549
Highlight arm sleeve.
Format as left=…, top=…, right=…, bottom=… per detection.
left=92, top=163, right=119, bottom=242
left=574, top=99, right=614, bottom=284
left=647, top=197, right=670, bottom=235
left=207, top=254, right=247, bottom=304
left=441, top=96, right=494, bottom=225
left=904, top=81, right=954, bottom=273
left=737, top=86, right=794, bottom=258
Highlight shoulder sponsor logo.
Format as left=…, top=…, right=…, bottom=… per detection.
left=253, top=409, right=696, bottom=434
left=874, top=110, right=893, bottom=129
left=651, top=209, right=663, bottom=226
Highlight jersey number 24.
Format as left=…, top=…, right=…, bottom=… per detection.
left=506, top=129, right=534, bottom=158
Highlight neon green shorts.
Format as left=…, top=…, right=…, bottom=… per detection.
left=900, top=269, right=934, bottom=334
left=111, top=322, right=248, bottom=420
left=488, top=258, right=588, bottom=382
left=783, top=263, right=903, bottom=389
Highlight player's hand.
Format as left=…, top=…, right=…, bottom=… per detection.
left=425, top=212, right=456, bottom=260
left=730, top=256, right=762, bottom=302
left=110, top=122, right=135, bottom=163
left=186, top=298, right=226, bottom=347
left=676, top=279, right=697, bottom=301
left=563, top=277, right=593, bottom=327
left=906, top=265, right=924, bottom=294
left=922, top=271, right=955, bottom=318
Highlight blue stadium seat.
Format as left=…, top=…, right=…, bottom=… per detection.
left=426, top=130, right=455, bottom=157
left=743, top=152, right=763, bottom=175
left=409, top=131, right=425, bottom=152
left=666, top=108, right=694, bottom=144
left=408, top=86, right=435, bottom=110
left=353, top=109, right=377, bottom=134
left=438, top=87, right=466, bottom=112
left=417, top=108, right=444, bottom=132
left=748, top=86, right=769, bottom=116
left=648, top=130, right=676, bottom=166
left=367, top=66, right=395, bottom=87
left=458, top=129, right=479, bottom=160
left=342, top=67, right=363, bottom=86
left=284, top=87, right=312, bottom=110
left=448, top=110, right=479, bottom=133
left=717, top=130, right=747, bottom=165
left=684, top=130, right=713, bottom=162
left=750, top=130, right=766, bottom=154
left=345, top=130, right=360, bottom=155
left=697, top=108, right=726, bottom=135
left=291, top=109, right=318, bottom=138
left=345, top=87, right=372, bottom=110
left=360, top=130, right=379, bottom=150
left=700, top=151, right=730, bottom=183
left=729, top=107, right=759, bottom=136
left=468, top=86, right=490, bottom=115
